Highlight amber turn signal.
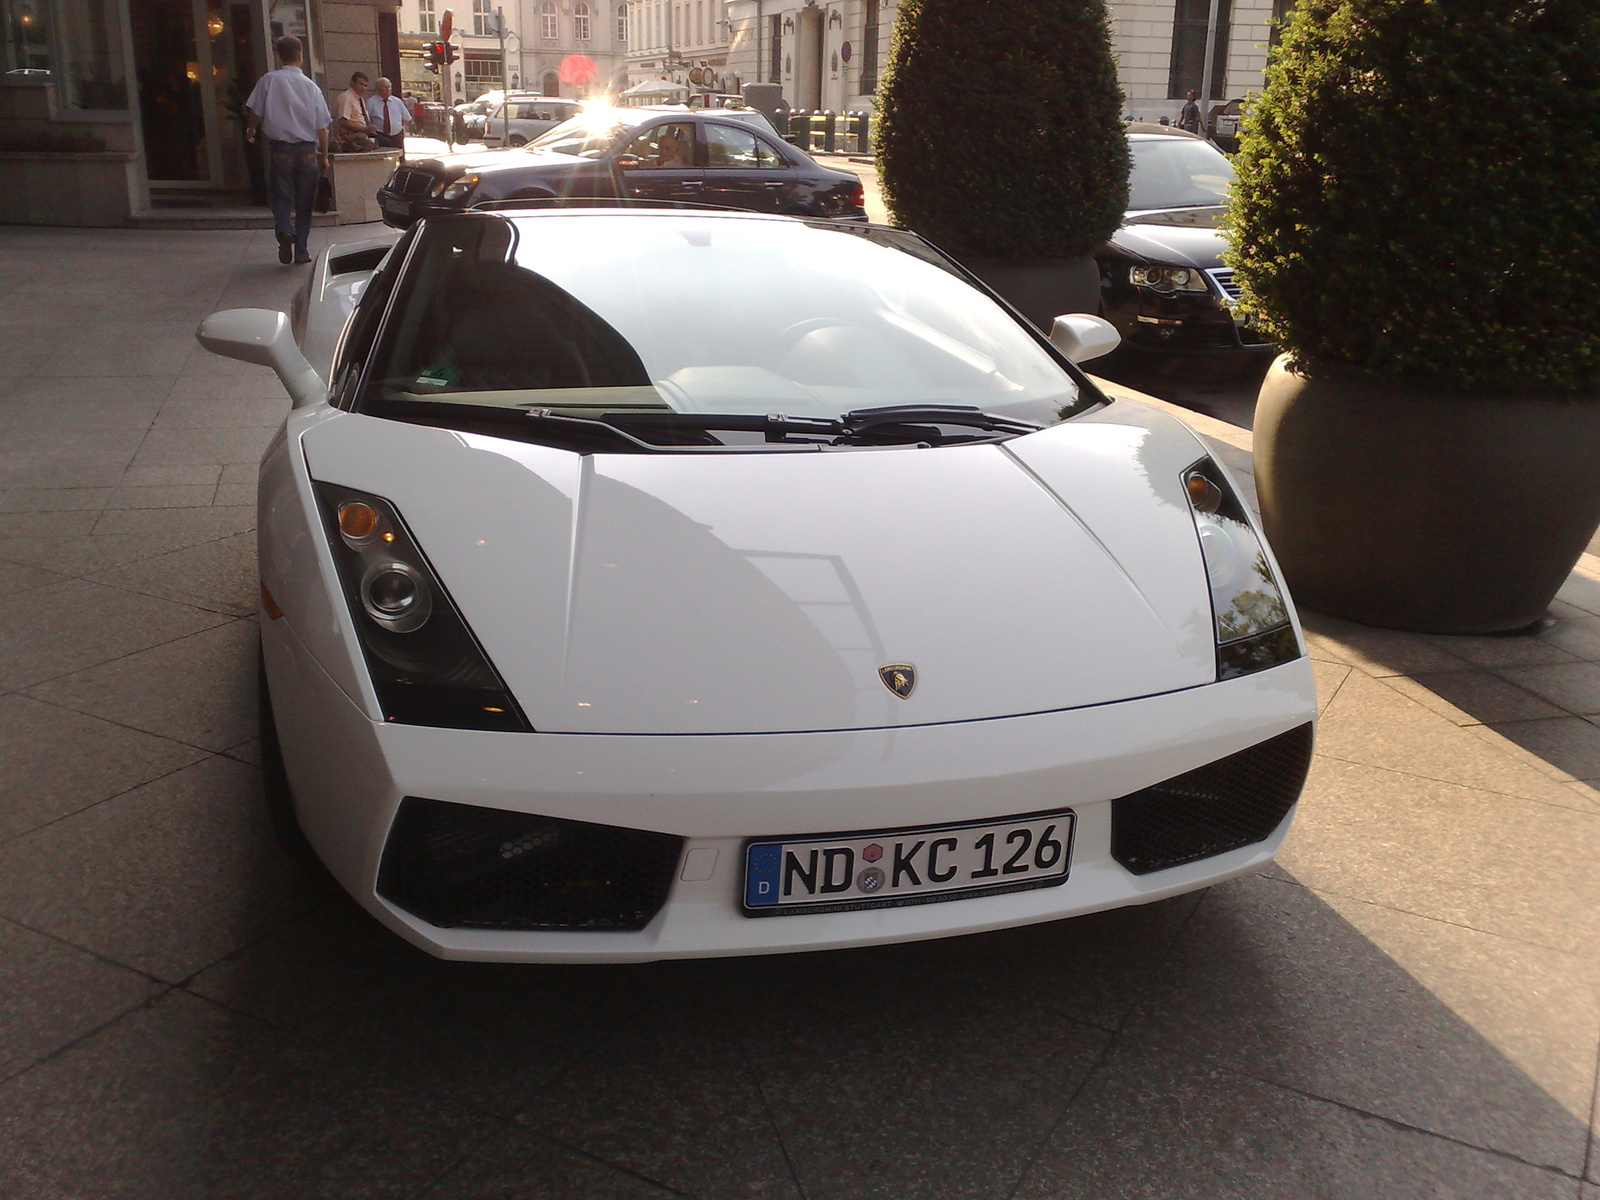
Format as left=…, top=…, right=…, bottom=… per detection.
left=338, top=500, right=380, bottom=543
left=1185, top=471, right=1223, bottom=514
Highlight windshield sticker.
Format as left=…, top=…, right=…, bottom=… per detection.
left=415, top=365, right=458, bottom=389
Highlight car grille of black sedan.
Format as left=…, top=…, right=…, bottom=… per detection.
left=390, top=168, right=434, bottom=197
left=1205, top=266, right=1243, bottom=301
left=377, top=797, right=684, bottom=931
left=1111, top=724, right=1313, bottom=875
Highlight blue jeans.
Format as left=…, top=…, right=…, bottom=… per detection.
left=269, top=140, right=320, bottom=258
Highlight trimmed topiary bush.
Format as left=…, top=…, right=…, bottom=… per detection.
left=1228, top=0, right=1600, bottom=394
left=875, top=0, right=1128, bottom=259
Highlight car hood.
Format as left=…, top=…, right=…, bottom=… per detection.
left=1109, top=208, right=1227, bottom=268
left=409, top=148, right=579, bottom=176
left=299, top=401, right=1220, bottom=734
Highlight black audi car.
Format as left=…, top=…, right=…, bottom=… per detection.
left=1097, top=125, right=1274, bottom=359
left=377, top=107, right=866, bottom=228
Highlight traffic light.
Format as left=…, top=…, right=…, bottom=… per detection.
left=424, top=42, right=442, bottom=73
left=444, top=41, right=458, bottom=65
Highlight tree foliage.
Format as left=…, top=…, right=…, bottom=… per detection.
left=1227, top=0, right=1600, bottom=394
left=875, top=0, right=1128, bottom=259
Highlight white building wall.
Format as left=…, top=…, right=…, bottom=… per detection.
left=714, top=1, right=1285, bottom=124
left=392, top=0, right=628, bottom=98
left=1108, top=0, right=1282, bottom=123
left=624, top=0, right=732, bottom=96
left=721, top=1, right=890, bottom=113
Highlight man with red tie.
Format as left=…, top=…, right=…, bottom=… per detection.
left=365, top=76, right=414, bottom=154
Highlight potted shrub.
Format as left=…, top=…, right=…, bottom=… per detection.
left=875, top=0, right=1128, bottom=326
left=1229, top=0, right=1600, bottom=634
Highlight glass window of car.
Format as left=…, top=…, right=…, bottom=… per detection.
left=703, top=123, right=761, bottom=168
left=1128, top=137, right=1235, bottom=209
left=361, top=214, right=1085, bottom=430
left=622, top=122, right=696, bottom=168
left=527, top=110, right=642, bottom=157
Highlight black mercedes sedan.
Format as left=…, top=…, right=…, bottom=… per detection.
left=1097, top=126, right=1274, bottom=359
left=377, top=107, right=867, bottom=228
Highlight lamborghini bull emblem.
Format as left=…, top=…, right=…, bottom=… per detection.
left=879, top=664, right=917, bottom=699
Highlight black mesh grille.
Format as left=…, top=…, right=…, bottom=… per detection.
left=377, top=797, right=684, bottom=931
left=392, top=168, right=433, bottom=197
left=1111, top=724, right=1314, bottom=875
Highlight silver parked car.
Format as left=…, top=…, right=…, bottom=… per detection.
left=480, top=95, right=583, bottom=146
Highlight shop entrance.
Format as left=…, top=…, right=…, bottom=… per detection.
left=132, top=0, right=262, bottom=194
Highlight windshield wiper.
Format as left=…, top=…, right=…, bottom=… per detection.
left=840, top=405, right=1042, bottom=436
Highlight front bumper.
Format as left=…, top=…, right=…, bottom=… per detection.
left=375, top=186, right=467, bottom=228
left=265, top=615, right=1316, bottom=962
left=1099, top=278, right=1276, bottom=356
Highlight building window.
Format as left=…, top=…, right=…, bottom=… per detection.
left=1168, top=0, right=1231, bottom=100
left=859, top=0, right=880, bottom=93
left=695, top=0, right=702, bottom=44
left=1268, top=0, right=1296, bottom=48
left=574, top=1, right=591, bottom=40
left=471, top=0, right=492, bottom=37
left=768, top=13, right=781, bottom=83
left=463, top=50, right=502, bottom=94
left=418, top=0, right=437, bottom=34
left=540, top=0, right=557, bottom=39
left=618, top=3, right=628, bottom=43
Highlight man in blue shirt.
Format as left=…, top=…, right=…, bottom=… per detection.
left=244, top=36, right=332, bottom=265
left=365, top=77, right=414, bottom=153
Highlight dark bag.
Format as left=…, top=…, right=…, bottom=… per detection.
left=314, top=172, right=334, bottom=214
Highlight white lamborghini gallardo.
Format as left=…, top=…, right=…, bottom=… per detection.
left=198, top=207, right=1316, bottom=961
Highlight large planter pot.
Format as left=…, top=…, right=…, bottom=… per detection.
left=956, top=255, right=1101, bottom=330
left=1254, top=356, right=1600, bottom=634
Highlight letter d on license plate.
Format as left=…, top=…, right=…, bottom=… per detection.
left=742, top=810, right=1075, bottom=916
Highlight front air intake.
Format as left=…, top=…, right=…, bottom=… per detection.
left=377, top=797, right=684, bottom=931
left=1111, top=724, right=1314, bottom=875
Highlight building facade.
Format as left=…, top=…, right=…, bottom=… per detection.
left=0, top=0, right=396, bottom=223
left=720, top=0, right=885, bottom=114
left=623, top=0, right=731, bottom=97
left=1109, top=0, right=1296, bottom=123
left=703, top=0, right=1292, bottom=122
left=393, top=0, right=628, bottom=100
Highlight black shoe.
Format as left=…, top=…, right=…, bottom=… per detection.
left=277, top=231, right=294, bottom=264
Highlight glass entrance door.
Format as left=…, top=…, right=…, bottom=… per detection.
left=133, top=0, right=260, bottom=190
left=133, top=0, right=211, bottom=181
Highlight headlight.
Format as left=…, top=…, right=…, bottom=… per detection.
left=316, top=484, right=530, bottom=730
left=1181, top=458, right=1300, bottom=679
left=436, top=173, right=478, bottom=201
left=1130, top=265, right=1209, bottom=293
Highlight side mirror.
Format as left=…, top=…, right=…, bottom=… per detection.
left=614, top=153, right=643, bottom=170
left=195, top=308, right=326, bottom=409
left=1048, top=313, right=1121, bottom=364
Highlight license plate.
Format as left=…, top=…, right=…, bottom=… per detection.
left=381, top=195, right=408, bottom=216
left=743, top=810, right=1075, bottom=916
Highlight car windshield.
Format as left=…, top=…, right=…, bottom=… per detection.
left=526, top=109, right=646, bottom=158
left=1128, top=137, right=1235, bottom=210
left=360, top=213, right=1087, bottom=446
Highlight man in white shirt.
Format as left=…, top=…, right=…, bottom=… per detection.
left=333, top=72, right=377, bottom=153
left=244, top=36, right=332, bottom=265
left=365, top=77, right=413, bottom=152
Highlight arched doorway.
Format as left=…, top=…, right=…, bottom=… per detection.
left=541, top=70, right=560, bottom=96
left=795, top=5, right=823, bottom=110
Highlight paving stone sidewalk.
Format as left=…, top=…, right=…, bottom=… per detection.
left=0, top=223, right=1596, bottom=1199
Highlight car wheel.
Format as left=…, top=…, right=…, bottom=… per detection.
left=509, top=135, right=527, bottom=147
left=257, top=644, right=322, bottom=870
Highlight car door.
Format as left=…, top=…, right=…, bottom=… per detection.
left=612, top=121, right=705, bottom=205
left=698, top=121, right=789, bottom=213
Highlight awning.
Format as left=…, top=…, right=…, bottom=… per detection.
left=620, top=79, right=690, bottom=97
